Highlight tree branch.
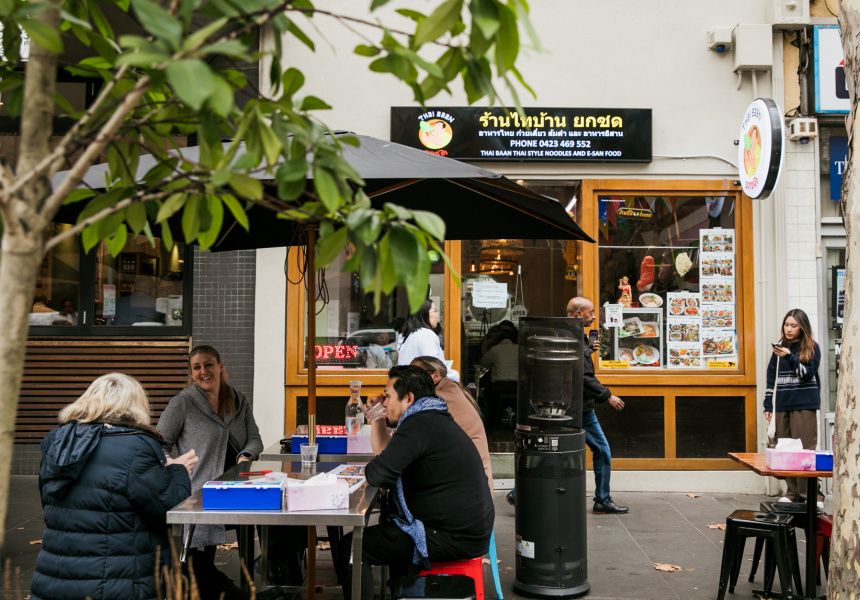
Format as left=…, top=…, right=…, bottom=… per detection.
left=36, top=75, right=153, bottom=231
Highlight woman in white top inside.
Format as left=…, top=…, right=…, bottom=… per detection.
left=396, top=299, right=460, bottom=382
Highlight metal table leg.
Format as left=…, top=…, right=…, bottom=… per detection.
left=261, top=525, right=270, bottom=589
left=804, top=476, right=820, bottom=600
left=351, top=526, right=364, bottom=600
left=238, top=525, right=255, bottom=593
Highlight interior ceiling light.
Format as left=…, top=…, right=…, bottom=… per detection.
left=479, top=258, right=518, bottom=275
left=481, top=239, right=524, bottom=254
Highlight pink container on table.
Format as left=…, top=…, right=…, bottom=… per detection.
left=765, top=448, right=816, bottom=471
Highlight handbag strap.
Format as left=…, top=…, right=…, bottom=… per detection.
left=772, top=355, right=779, bottom=412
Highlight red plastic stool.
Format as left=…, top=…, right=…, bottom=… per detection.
left=816, top=514, right=832, bottom=579
left=419, top=557, right=484, bottom=600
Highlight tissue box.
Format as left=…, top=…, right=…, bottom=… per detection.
left=202, top=481, right=284, bottom=510
left=291, top=434, right=347, bottom=454
left=284, top=480, right=349, bottom=511
left=347, top=432, right=373, bottom=454
left=816, top=451, right=834, bottom=471
left=765, top=448, right=816, bottom=471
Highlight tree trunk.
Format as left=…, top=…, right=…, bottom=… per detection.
left=832, top=3, right=860, bottom=598
left=0, top=0, right=59, bottom=551
left=0, top=238, right=43, bottom=551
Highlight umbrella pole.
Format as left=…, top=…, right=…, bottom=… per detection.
left=307, top=223, right=317, bottom=443
left=306, top=223, right=317, bottom=600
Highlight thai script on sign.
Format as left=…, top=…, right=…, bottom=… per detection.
left=479, top=112, right=623, bottom=129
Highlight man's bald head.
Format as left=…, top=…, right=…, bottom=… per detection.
left=566, top=297, right=596, bottom=326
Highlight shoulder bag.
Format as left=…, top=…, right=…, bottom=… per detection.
left=766, top=356, right=780, bottom=448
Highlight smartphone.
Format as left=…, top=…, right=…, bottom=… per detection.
left=588, top=330, right=599, bottom=345
left=772, top=342, right=782, bottom=348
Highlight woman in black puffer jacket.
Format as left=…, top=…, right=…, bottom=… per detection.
left=30, top=373, right=197, bottom=600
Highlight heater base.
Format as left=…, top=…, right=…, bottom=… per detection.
left=512, top=580, right=591, bottom=599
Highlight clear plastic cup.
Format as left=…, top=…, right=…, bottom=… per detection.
left=300, top=443, right=319, bottom=465
left=363, top=402, right=388, bottom=424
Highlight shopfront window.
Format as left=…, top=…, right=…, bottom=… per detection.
left=94, top=236, right=186, bottom=327
left=303, top=250, right=447, bottom=370
left=29, top=223, right=82, bottom=326
left=598, top=195, right=737, bottom=369
left=29, top=224, right=191, bottom=333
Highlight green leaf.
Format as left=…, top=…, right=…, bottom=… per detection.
left=494, top=3, right=518, bottom=73
left=106, top=224, right=128, bottom=256
left=414, top=0, right=462, bottom=47
left=126, top=202, right=147, bottom=234
left=19, top=19, right=63, bottom=53
left=228, top=172, right=263, bottom=200
left=287, top=19, right=315, bottom=51
left=371, top=0, right=391, bottom=9
left=212, top=169, right=231, bottom=186
left=428, top=236, right=460, bottom=287
left=181, top=194, right=201, bottom=242
left=383, top=202, right=412, bottom=221
left=222, top=194, right=250, bottom=230
left=470, top=0, right=500, bottom=39
left=166, top=59, right=216, bottom=111
left=395, top=8, right=424, bottom=21
left=182, top=16, right=229, bottom=51
left=115, top=51, right=171, bottom=67
left=354, top=44, right=381, bottom=57
left=275, top=158, right=309, bottom=182
left=161, top=220, right=174, bottom=249
left=411, top=210, right=446, bottom=240
left=282, top=68, right=304, bottom=97
left=408, top=239, right=432, bottom=312
left=388, top=225, right=419, bottom=286
left=87, top=0, right=115, bottom=39
left=63, top=189, right=97, bottom=205
left=299, top=95, right=332, bottom=111
left=316, top=226, right=349, bottom=268
left=60, top=10, right=93, bottom=31
left=197, top=195, right=224, bottom=249
left=312, top=167, right=341, bottom=213
left=199, top=39, right=249, bottom=59
left=207, top=73, right=235, bottom=116
left=156, top=192, right=187, bottom=222
left=131, top=0, right=183, bottom=49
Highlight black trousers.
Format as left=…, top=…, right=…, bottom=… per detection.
left=339, top=522, right=484, bottom=600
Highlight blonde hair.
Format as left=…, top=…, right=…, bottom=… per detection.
left=411, top=356, right=481, bottom=414
left=58, top=373, right=151, bottom=427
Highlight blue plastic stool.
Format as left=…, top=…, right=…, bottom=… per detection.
left=487, top=530, right=504, bottom=599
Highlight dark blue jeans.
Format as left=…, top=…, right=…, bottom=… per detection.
left=583, top=409, right=612, bottom=504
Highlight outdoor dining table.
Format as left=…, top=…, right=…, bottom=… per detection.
left=260, top=441, right=374, bottom=463
left=166, top=460, right=379, bottom=600
left=728, top=452, right=832, bottom=600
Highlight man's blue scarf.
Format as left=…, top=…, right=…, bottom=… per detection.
left=390, top=395, right=448, bottom=570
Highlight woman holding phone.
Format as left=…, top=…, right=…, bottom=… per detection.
left=763, top=308, right=822, bottom=504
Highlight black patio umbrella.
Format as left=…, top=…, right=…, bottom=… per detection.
left=52, top=133, right=593, bottom=444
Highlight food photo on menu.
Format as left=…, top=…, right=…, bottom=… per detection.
left=701, top=304, right=735, bottom=328
left=701, top=280, right=734, bottom=303
left=702, top=328, right=737, bottom=358
left=668, top=344, right=702, bottom=368
left=700, top=253, right=734, bottom=278
left=700, top=230, right=734, bottom=253
left=667, top=292, right=701, bottom=317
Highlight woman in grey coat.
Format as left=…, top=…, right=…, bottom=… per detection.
left=158, top=345, right=290, bottom=599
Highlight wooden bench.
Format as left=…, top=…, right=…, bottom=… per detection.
left=16, top=337, right=191, bottom=442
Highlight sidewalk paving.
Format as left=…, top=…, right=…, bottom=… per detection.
left=1, top=475, right=829, bottom=599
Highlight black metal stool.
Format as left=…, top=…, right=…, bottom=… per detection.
left=717, top=510, right=801, bottom=600
left=747, top=501, right=822, bottom=586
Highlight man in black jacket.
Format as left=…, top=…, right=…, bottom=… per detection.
left=339, top=366, right=494, bottom=600
left=567, top=296, right=629, bottom=514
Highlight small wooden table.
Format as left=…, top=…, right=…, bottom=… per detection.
left=729, top=452, right=831, bottom=599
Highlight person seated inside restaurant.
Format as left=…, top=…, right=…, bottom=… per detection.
left=363, top=330, right=394, bottom=369
left=114, top=275, right=162, bottom=325
left=480, top=324, right=519, bottom=429
left=61, top=298, right=78, bottom=324
left=157, top=272, right=183, bottom=298
left=338, top=366, right=494, bottom=600
left=32, top=294, right=54, bottom=313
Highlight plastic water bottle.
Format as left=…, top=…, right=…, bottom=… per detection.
left=345, top=380, right=364, bottom=434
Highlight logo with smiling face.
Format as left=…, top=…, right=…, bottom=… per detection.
left=743, top=125, right=762, bottom=177
left=419, top=118, right=453, bottom=150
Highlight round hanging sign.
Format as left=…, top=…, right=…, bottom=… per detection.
left=738, top=98, right=784, bottom=199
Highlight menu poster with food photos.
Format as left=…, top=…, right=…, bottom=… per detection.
left=702, top=328, right=737, bottom=359
left=701, top=279, right=735, bottom=303
left=701, top=304, right=735, bottom=328
left=667, top=344, right=703, bottom=368
left=667, top=319, right=701, bottom=343
left=700, top=253, right=735, bottom=278
left=700, top=229, right=735, bottom=253
left=667, top=293, right=701, bottom=318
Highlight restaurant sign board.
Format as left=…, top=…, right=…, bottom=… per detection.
left=737, top=98, right=784, bottom=200
left=390, top=107, right=652, bottom=162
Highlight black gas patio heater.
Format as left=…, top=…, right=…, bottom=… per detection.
left=512, top=317, right=589, bottom=598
